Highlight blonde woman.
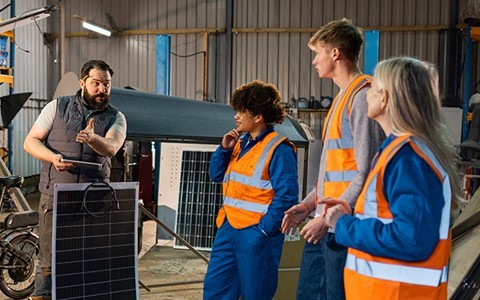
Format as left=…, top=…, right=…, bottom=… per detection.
left=321, top=57, right=463, bottom=299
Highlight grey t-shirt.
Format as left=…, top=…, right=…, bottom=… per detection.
left=35, top=99, right=127, bottom=137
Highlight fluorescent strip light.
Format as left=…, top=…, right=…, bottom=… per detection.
left=82, top=21, right=111, bottom=37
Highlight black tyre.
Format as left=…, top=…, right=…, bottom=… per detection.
left=0, top=234, right=39, bottom=299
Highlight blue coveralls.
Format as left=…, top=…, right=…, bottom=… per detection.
left=203, top=127, right=298, bottom=300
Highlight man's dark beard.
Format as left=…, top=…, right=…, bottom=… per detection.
left=83, top=88, right=110, bottom=111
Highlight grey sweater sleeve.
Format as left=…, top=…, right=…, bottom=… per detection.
left=340, top=87, right=385, bottom=206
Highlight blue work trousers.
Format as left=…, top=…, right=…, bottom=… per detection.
left=203, top=219, right=284, bottom=300
left=296, top=232, right=347, bottom=300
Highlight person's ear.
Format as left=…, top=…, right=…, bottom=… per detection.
left=380, top=89, right=388, bottom=110
left=332, top=48, right=340, bottom=61
left=79, top=80, right=86, bottom=98
left=254, top=114, right=264, bottom=124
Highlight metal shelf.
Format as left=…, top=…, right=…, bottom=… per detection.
left=0, top=31, right=13, bottom=87
left=0, top=67, right=13, bottom=87
left=287, top=109, right=328, bottom=139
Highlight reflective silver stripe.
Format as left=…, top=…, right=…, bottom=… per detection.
left=223, top=133, right=282, bottom=187
left=439, top=177, right=452, bottom=238
left=252, top=134, right=284, bottom=179
left=364, top=175, right=379, bottom=218
left=326, top=101, right=354, bottom=150
left=410, top=137, right=451, bottom=240
left=323, top=94, right=341, bottom=140
left=227, top=171, right=272, bottom=189
left=223, top=197, right=269, bottom=213
left=324, top=170, right=358, bottom=182
left=354, top=213, right=392, bottom=224
left=327, top=138, right=354, bottom=149
left=324, top=77, right=368, bottom=143
left=361, top=139, right=407, bottom=218
left=222, top=133, right=284, bottom=213
left=223, top=174, right=228, bottom=184
left=345, top=253, right=448, bottom=287
left=440, top=264, right=448, bottom=283
left=340, top=102, right=354, bottom=141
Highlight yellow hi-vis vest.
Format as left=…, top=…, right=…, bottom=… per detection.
left=321, top=75, right=372, bottom=199
left=345, top=135, right=451, bottom=300
left=216, top=131, right=295, bottom=229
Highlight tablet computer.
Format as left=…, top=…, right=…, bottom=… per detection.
left=61, top=158, right=102, bottom=170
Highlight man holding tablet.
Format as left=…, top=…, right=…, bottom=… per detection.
left=24, top=59, right=126, bottom=300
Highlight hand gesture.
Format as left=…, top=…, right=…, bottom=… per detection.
left=319, top=198, right=352, bottom=229
left=76, top=118, right=95, bottom=144
left=300, top=217, right=328, bottom=244
left=221, top=129, right=240, bottom=150
left=281, top=203, right=310, bottom=234
left=52, top=154, right=74, bottom=172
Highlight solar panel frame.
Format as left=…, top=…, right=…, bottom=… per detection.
left=174, top=149, right=223, bottom=251
left=52, top=182, right=139, bottom=300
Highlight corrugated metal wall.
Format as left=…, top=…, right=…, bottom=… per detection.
left=0, top=0, right=51, bottom=176
left=231, top=0, right=453, bottom=104
left=60, top=0, right=462, bottom=103
left=63, top=0, right=225, bottom=100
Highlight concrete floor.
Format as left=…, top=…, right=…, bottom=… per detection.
left=138, top=221, right=209, bottom=300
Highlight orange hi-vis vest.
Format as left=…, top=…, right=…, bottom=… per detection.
left=321, top=75, right=372, bottom=199
left=216, top=131, right=295, bottom=229
left=345, top=135, right=451, bottom=300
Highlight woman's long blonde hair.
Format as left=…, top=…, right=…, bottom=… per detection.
left=374, top=57, right=464, bottom=214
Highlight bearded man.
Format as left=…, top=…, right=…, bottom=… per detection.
left=24, top=59, right=126, bottom=300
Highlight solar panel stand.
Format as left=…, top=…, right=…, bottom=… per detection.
left=139, top=204, right=210, bottom=264
left=139, top=279, right=151, bottom=292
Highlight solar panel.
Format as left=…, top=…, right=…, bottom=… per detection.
left=52, top=182, right=139, bottom=300
left=175, top=150, right=223, bottom=250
